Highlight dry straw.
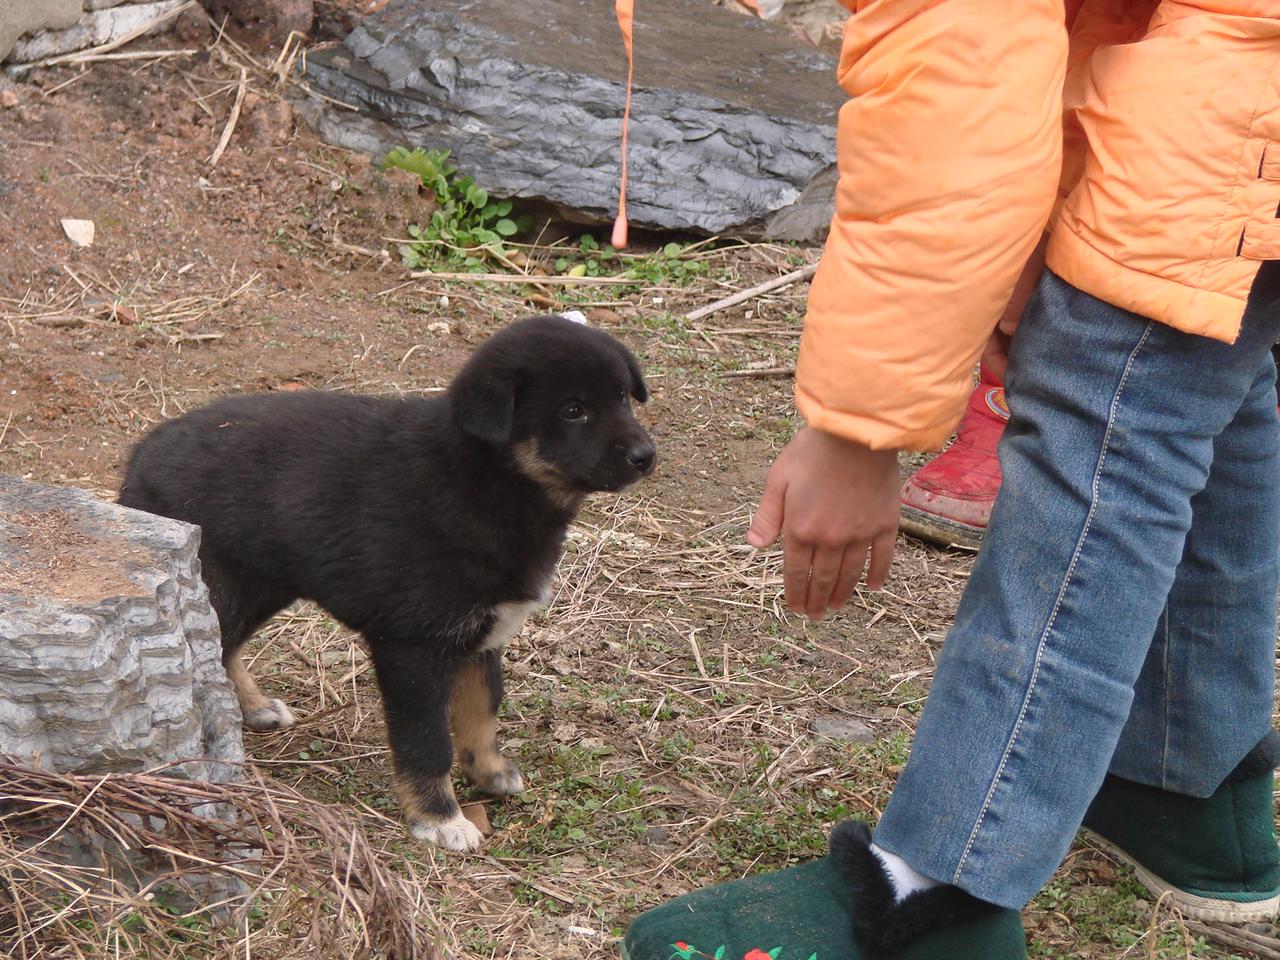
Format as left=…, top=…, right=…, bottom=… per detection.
left=0, top=759, right=442, bottom=960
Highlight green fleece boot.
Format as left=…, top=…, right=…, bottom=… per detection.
left=1081, top=732, right=1280, bottom=922
left=621, top=821, right=1026, bottom=960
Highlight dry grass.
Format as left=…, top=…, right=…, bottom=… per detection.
left=0, top=267, right=258, bottom=347
left=0, top=760, right=443, bottom=959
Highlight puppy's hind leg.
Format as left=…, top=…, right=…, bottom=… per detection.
left=225, top=647, right=297, bottom=731
left=203, top=554, right=296, bottom=732
left=451, top=649, right=523, bottom=796
left=369, top=640, right=483, bottom=852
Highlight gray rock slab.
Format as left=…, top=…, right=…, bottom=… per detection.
left=0, top=476, right=244, bottom=784
left=0, top=0, right=81, bottom=63
left=643, top=824, right=670, bottom=847
left=809, top=714, right=875, bottom=744
left=298, top=0, right=843, bottom=240
left=5, top=0, right=187, bottom=65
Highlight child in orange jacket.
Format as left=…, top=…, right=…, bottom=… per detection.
left=625, top=2, right=1280, bottom=957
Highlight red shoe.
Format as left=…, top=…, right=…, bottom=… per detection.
left=900, top=380, right=1009, bottom=550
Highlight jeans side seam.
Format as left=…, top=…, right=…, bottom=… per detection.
left=1160, top=605, right=1171, bottom=789
left=952, top=320, right=1157, bottom=885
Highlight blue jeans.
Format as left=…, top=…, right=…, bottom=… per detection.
left=874, top=265, right=1280, bottom=909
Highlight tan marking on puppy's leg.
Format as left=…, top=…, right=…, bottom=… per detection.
left=225, top=649, right=295, bottom=731
left=451, top=657, right=524, bottom=796
left=512, top=439, right=585, bottom=513
left=394, top=770, right=483, bottom=851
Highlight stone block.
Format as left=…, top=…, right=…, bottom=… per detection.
left=0, top=476, right=244, bottom=784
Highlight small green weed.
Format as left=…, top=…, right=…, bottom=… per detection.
left=659, top=730, right=697, bottom=763
left=625, top=240, right=710, bottom=284
left=383, top=146, right=532, bottom=270
left=707, top=789, right=858, bottom=869
left=1029, top=869, right=1223, bottom=958
left=114, top=884, right=212, bottom=942
left=554, top=233, right=618, bottom=277
left=556, top=234, right=709, bottom=285
left=384, top=146, right=712, bottom=285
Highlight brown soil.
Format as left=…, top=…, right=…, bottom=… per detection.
left=0, top=508, right=145, bottom=601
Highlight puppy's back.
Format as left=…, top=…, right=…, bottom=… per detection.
left=120, top=391, right=413, bottom=547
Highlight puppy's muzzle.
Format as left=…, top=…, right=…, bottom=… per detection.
left=626, top=441, right=656, bottom=477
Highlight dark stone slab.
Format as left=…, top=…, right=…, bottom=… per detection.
left=298, top=0, right=843, bottom=239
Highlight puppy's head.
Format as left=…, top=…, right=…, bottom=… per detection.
left=449, top=316, right=655, bottom=498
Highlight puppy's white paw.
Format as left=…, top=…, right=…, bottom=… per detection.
left=243, top=698, right=296, bottom=731
left=477, top=764, right=524, bottom=797
left=410, top=812, right=484, bottom=852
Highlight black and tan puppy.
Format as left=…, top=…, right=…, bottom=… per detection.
left=118, top=316, right=655, bottom=851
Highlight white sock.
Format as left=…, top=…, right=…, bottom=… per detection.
left=870, top=843, right=940, bottom=902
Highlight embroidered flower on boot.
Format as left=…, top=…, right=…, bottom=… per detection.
left=669, top=942, right=817, bottom=960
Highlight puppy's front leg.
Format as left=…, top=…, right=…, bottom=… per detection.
left=368, top=641, right=482, bottom=852
left=451, top=649, right=524, bottom=796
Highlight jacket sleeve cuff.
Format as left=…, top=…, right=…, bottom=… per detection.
left=795, top=381, right=962, bottom=452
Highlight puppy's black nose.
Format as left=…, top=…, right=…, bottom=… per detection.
left=627, top=442, right=656, bottom=475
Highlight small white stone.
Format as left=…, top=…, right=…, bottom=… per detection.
left=60, top=219, right=95, bottom=247
left=558, top=310, right=588, bottom=325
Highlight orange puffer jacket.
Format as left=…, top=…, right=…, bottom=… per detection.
left=797, top=0, right=1280, bottom=451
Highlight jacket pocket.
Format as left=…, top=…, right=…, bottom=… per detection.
left=1260, top=142, right=1280, bottom=182
left=1241, top=220, right=1280, bottom=261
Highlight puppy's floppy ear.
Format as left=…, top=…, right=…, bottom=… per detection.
left=450, top=369, right=516, bottom=444
left=620, top=345, right=649, bottom=403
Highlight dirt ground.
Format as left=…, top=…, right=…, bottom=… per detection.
left=0, top=23, right=1263, bottom=960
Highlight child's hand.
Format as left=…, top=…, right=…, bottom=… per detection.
left=982, top=315, right=1017, bottom=381
left=748, top=428, right=900, bottom=620
left=985, top=233, right=1049, bottom=380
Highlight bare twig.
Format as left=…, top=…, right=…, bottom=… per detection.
left=684, top=262, right=818, bottom=322
left=719, top=365, right=796, bottom=380
left=1185, top=921, right=1280, bottom=959
left=53, top=48, right=198, bottom=66
left=479, top=856, right=576, bottom=905
left=208, top=66, right=248, bottom=169
left=331, top=237, right=392, bottom=262
left=407, top=271, right=638, bottom=286
left=41, top=68, right=92, bottom=97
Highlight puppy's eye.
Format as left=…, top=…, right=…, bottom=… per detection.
left=561, top=402, right=588, bottom=422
